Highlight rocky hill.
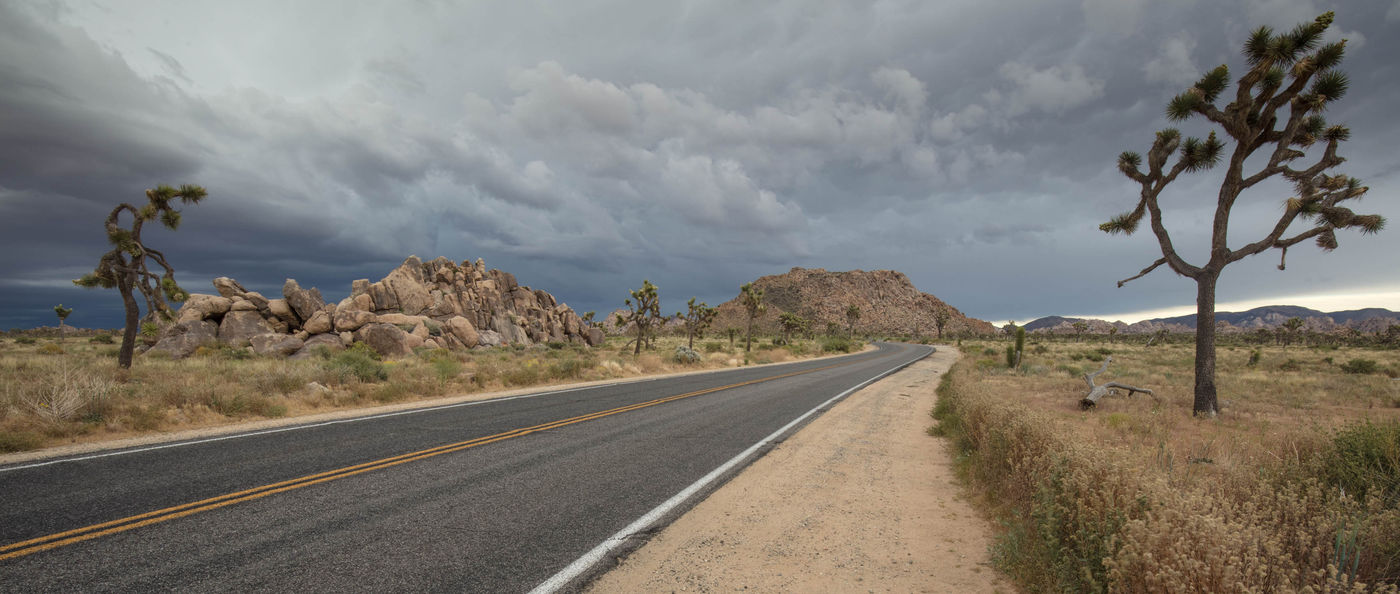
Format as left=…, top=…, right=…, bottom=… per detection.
left=707, top=267, right=995, bottom=337
left=151, top=256, right=602, bottom=359
left=1026, top=305, right=1399, bottom=336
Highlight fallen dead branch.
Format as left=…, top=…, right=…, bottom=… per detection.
left=1080, top=356, right=1155, bottom=410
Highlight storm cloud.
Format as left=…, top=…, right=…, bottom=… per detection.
left=1, top=0, right=1397, bottom=329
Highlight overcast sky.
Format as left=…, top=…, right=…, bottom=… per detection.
left=2, top=0, right=1398, bottom=330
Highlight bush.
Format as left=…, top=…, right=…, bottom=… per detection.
left=90, top=333, right=115, bottom=344
left=822, top=337, right=856, bottom=353
left=546, top=341, right=568, bottom=350
left=671, top=346, right=701, bottom=365
left=1247, top=349, right=1261, bottom=366
left=1316, top=420, right=1400, bottom=506
left=16, top=337, right=36, bottom=345
left=1340, top=359, right=1379, bottom=375
left=327, top=343, right=388, bottom=383
left=702, top=341, right=725, bottom=353
left=37, top=343, right=65, bottom=355
left=0, top=431, right=44, bottom=452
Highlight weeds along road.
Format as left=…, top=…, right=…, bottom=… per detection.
left=0, top=342, right=931, bottom=593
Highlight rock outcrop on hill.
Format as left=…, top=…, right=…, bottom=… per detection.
left=707, top=267, right=995, bottom=337
left=151, top=256, right=603, bottom=359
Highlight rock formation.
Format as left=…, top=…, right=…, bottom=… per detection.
left=705, top=267, right=995, bottom=337
left=151, top=256, right=604, bottom=359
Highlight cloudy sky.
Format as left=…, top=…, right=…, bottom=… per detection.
left=3, top=0, right=1398, bottom=330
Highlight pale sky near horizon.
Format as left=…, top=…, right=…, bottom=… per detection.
left=2, top=0, right=1397, bottom=329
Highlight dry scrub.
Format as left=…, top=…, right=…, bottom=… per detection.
left=933, top=340, right=1400, bottom=593
left=0, top=334, right=859, bottom=453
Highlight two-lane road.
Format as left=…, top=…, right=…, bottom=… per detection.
left=0, top=342, right=931, bottom=592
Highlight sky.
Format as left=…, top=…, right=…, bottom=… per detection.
left=2, top=0, right=1398, bottom=330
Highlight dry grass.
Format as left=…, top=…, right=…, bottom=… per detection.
left=934, top=339, right=1400, bottom=593
left=0, top=334, right=854, bottom=453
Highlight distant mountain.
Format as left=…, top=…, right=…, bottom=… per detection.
left=1026, top=305, right=1400, bottom=335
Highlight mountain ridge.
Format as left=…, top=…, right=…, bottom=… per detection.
left=1023, top=305, right=1399, bottom=335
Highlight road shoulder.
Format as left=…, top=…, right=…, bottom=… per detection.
left=584, top=346, right=1011, bottom=593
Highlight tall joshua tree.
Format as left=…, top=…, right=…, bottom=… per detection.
left=616, top=280, right=661, bottom=355
left=740, top=282, right=765, bottom=352
left=1103, top=12, right=1382, bottom=416
left=75, top=184, right=207, bottom=368
left=845, top=305, right=861, bottom=339
left=679, top=297, right=717, bottom=349
left=778, top=311, right=805, bottom=345
left=933, top=307, right=951, bottom=340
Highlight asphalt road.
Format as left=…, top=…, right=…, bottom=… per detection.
left=0, top=342, right=932, bottom=593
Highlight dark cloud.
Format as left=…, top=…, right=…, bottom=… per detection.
left=1, top=0, right=1397, bottom=330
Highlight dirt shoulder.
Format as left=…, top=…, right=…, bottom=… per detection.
left=585, top=346, right=1011, bottom=593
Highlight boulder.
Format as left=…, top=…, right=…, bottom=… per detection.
left=148, top=320, right=218, bottom=359
left=477, top=329, right=503, bottom=348
left=250, top=333, right=304, bottom=357
left=291, top=333, right=345, bottom=359
left=243, top=291, right=270, bottom=311
left=354, top=323, right=415, bottom=358
left=212, top=277, right=247, bottom=299
left=586, top=327, right=605, bottom=346
left=376, top=313, right=430, bottom=328
left=303, top=310, right=334, bottom=335
left=267, top=298, right=298, bottom=328
left=338, top=331, right=353, bottom=346
left=333, top=308, right=375, bottom=332
left=218, top=310, right=274, bottom=347
left=350, top=279, right=371, bottom=297
left=445, top=316, right=480, bottom=348
left=368, top=281, right=397, bottom=311
left=384, top=256, right=431, bottom=315
left=176, top=294, right=232, bottom=323
left=230, top=300, right=258, bottom=312
left=282, top=279, right=326, bottom=323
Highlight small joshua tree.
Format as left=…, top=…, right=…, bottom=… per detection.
left=740, top=283, right=765, bottom=352
left=1103, top=12, right=1382, bottom=416
left=778, top=311, right=806, bottom=345
left=616, top=280, right=661, bottom=355
left=74, top=184, right=207, bottom=368
left=679, top=297, right=718, bottom=349
left=845, top=304, right=861, bottom=339
left=934, top=307, right=951, bottom=340
left=1282, top=316, right=1305, bottom=347
left=1072, top=321, right=1089, bottom=343
left=53, top=304, right=73, bottom=342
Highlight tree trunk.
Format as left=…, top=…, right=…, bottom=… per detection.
left=117, top=274, right=139, bottom=369
left=634, top=322, right=643, bottom=355
left=1192, top=272, right=1219, bottom=417
left=687, top=328, right=694, bottom=350
left=745, top=319, right=754, bottom=352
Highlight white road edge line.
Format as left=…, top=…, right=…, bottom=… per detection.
left=0, top=382, right=619, bottom=473
left=528, top=344, right=934, bottom=594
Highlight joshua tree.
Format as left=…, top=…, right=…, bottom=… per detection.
left=679, top=297, right=718, bottom=349
left=53, top=304, right=73, bottom=342
left=615, top=280, right=661, bottom=355
left=74, top=184, right=207, bottom=368
left=778, top=311, right=806, bottom=345
left=1102, top=12, right=1382, bottom=416
left=1108, top=326, right=1119, bottom=344
left=740, top=283, right=765, bottom=352
left=933, top=307, right=951, bottom=340
left=1072, top=321, right=1089, bottom=343
left=1002, top=321, right=1018, bottom=341
left=1281, top=316, right=1305, bottom=347
left=581, top=311, right=598, bottom=328
left=845, top=304, right=861, bottom=338
left=727, top=327, right=739, bottom=350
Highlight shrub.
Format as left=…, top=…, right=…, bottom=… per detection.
left=702, top=341, right=725, bottom=353
left=16, top=337, right=37, bottom=345
left=424, top=321, right=443, bottom=337
left=90, top=333, right=115, bottom=344
left=327, top=343, right=388, bottom=383
left=1248, top=349, right=1261, bottom=366
left=0, top=431, right=44, bottom=452
left=671, top=346, right=701, bottom=365
left=431, top=356, right=463, bottom=384
left=37, top=343, right=65, bottom=355
left=546, top=341, right=568, bottom=350
left=822, top=337, right=856, bottom=353
left=548, top=356, right=594, bottom=380
left=1340, top=359, right=1379, bottom=375
left=1316, top=420, right=1400, bottom=506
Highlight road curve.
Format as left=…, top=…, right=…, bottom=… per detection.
left=0, top=342, right=931, bottom=592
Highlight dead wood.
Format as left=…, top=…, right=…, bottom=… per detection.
left=1080, top=356, right=1156, bottom=410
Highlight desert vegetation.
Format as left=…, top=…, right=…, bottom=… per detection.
left=0, top=329, right=863, bottom=454
left=931, top=336, right=1400, bottom=592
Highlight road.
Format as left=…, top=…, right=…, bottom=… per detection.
left=0, top=342, right=931, bottom=592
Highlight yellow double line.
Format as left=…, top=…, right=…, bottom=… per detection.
left=0, top=360, right=850, bottom=561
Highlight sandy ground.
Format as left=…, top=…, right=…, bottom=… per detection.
left=585, top=346, right=1010, bottom=594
